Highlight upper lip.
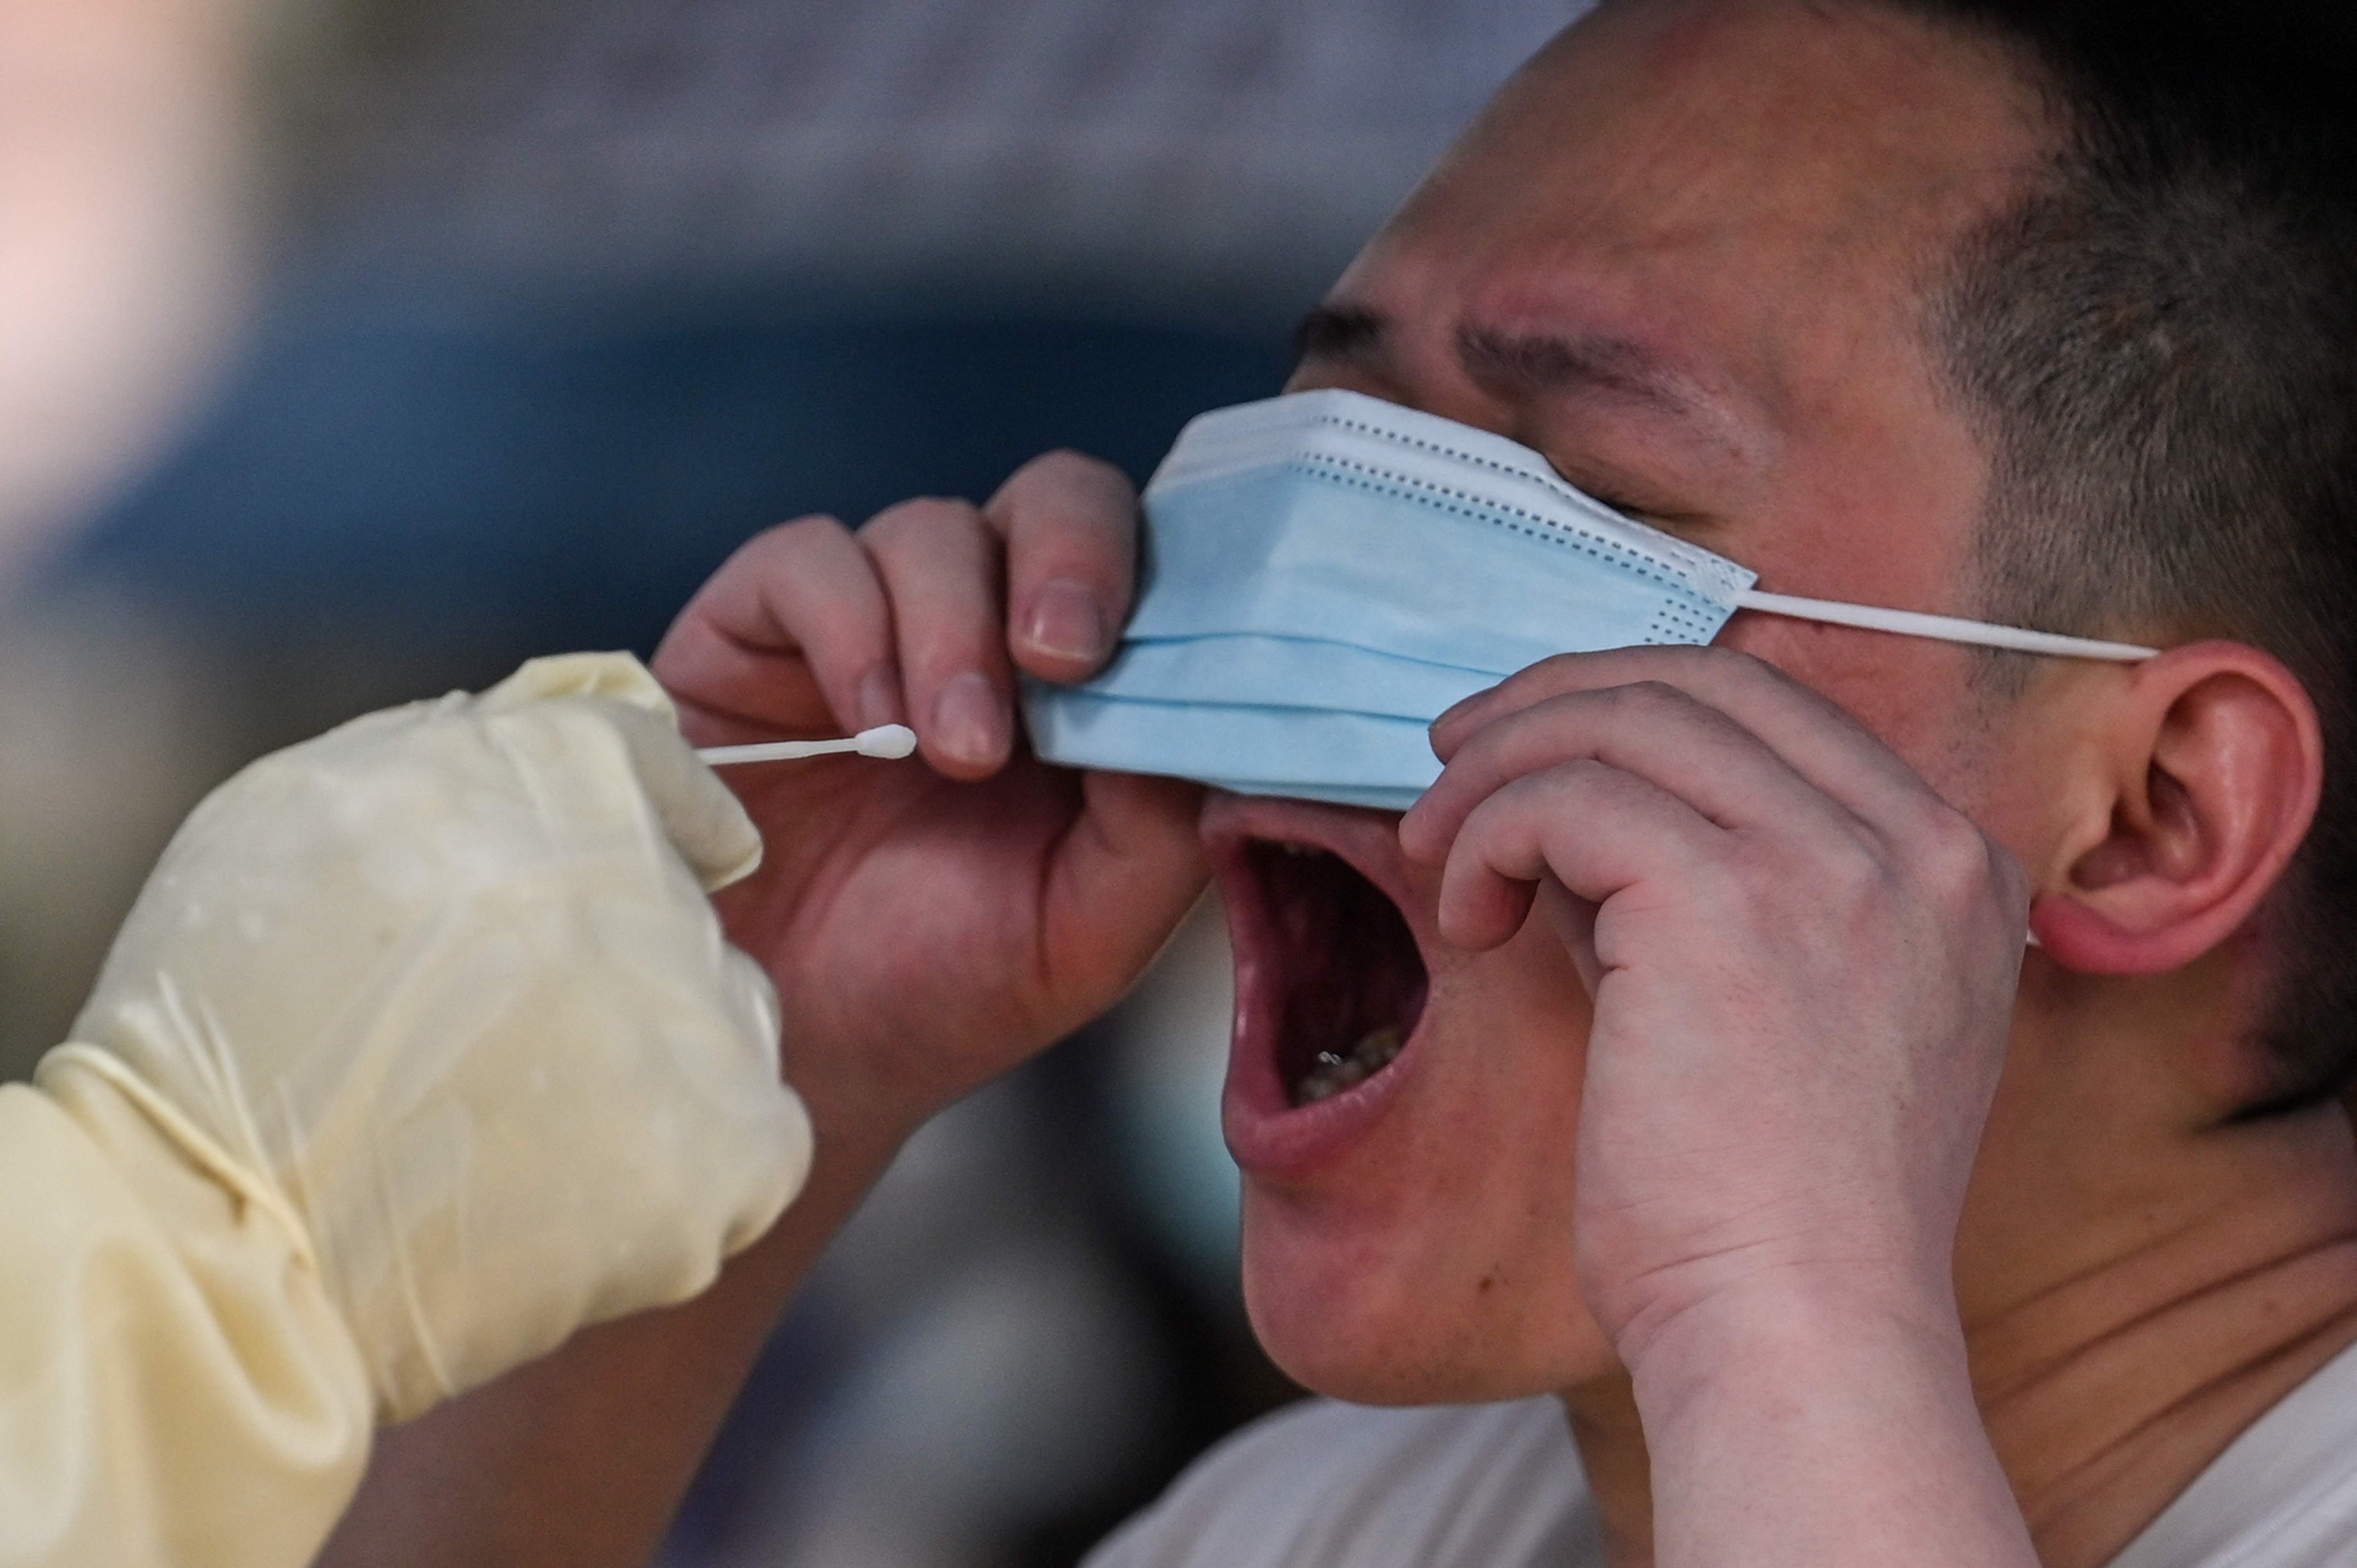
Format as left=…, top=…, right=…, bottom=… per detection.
left=1198, top=794, right=1431, bottom=946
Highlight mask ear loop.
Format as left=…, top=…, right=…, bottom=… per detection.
left=1735, top=590, right=2157, bottom=663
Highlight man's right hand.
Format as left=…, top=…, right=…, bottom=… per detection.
left=653, top=450, right=1209, bottom=1145
left=319, top=456, right=1204, bottom=1568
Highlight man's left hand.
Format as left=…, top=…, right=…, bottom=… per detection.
left=1398, top=645, right=2030, bottom=1368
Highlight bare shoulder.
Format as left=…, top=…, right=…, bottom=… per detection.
left=1084, top=1397, right=1601, bottom=1568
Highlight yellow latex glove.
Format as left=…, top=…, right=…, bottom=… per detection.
left=3, top=653, right=813, bottom=1568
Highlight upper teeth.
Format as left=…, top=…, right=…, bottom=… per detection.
left=1294, top=1024, right=1406, bottom=1105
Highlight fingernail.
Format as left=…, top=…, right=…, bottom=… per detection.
left=1023, top=579, right=1107, bottom=662
left=932, top=671, right=1008, bottom=765
left=857, top=666, right=901, bottom=730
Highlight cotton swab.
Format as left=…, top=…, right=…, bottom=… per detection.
left=698, top=724, right=918, bottom=766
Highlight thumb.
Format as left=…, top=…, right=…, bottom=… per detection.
left=479, top=652, right=764, bottom=891
left=596, top=703, right=765, bottom=892
left=1044, top=770, right=1211, bottom=1005
left=1537, top=879, right=1606, bottom=997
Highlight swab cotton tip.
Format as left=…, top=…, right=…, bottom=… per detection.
left=855, top=724, right=917, bottom=759
left=698, top=726, right=918, bottom=766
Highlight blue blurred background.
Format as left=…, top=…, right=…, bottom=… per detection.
left=0, top=2, right=1581, bottom=1562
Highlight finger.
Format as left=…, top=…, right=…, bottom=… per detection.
left=1429, top=646, right=1931, bottom=825
left=1437, top=760, right=1715, bottom=950
left=862, top=496, right=1015, bottom=778
left=1402, top=680, right=1859, bottom=866
left=983, top=450, right=1140, bottom=683
left=1039, top=769, right=1212, bottom=1007
left=655, top=516, right=899, bottom=740
left=1535, top=880, right=1605, bottom=996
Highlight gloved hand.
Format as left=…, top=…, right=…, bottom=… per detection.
left=2, top=653, right=811, bottom=1567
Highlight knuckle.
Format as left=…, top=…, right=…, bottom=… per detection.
left=861, top=495, right=984, bottom=552
left=1903, top=807, right=2013, bottom=915
left=1924, top=809, right=1995, bottom=884
left=1669, top=641, right=1735, bottom=669
left=1727, top=646, right=1805, bottom=694
left=1693, top=839, right=1765, bottom=907
left=1546, top=756, right=1616, bottom=794
left=996, top=451, right=1140, bottom=549
left=774, top=510, right=846, bottom=538
left=1480, top=758, right=1584, bottom=825
left=1477, top=658, right=1573, bottom=713
left=1679, top=643, right=1770, bottom=685
left=1517, top=652, right=1586, bottom=688
left=1013, top=447, right=1129, bottom=494
left=1443, top=720, right=1509, bottom=783
left=1605, top=679, right=1687, bottom=720
left=1975, top=833, right=2033, bottom=918
left=1762, top=815, right=1890, bottom=917
left=1500, top=745, right=1592, bottom=796
left=1821, top=827, right=1893, bottom=901
left=751, top=512, right=849, bottom=559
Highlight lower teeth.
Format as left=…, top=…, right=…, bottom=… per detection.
left=1294, top=1024, right=1406, bottom=1105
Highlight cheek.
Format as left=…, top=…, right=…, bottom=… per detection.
left=1238, top=917, right=1623, bottom=1402
left=1722, top=616, right=1989, bottom=784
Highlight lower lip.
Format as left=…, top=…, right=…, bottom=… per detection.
left=1218, top=858, right=1426, bottom=1181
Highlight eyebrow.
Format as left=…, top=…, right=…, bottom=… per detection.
left=1454, top=325, right=1705, bottom=422
left=1292, top=303, right=1390, bottom=369
left=1293, top=302, right=1760, bottom=466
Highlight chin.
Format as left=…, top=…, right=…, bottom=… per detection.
left=1202, top=791, right=1624, bottom=1406
left=1239, top=1190, right=1624, bottom=1404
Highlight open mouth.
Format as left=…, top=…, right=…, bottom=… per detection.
left=1243, top=839, right=1431, bottom=1108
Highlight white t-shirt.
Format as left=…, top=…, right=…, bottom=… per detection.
left=1085, top=1397, right=1603, bottom=1568
left=2107, top=1341, right=2357, bottom=1568
left=1087, top=1343, right=2357, bottom=1568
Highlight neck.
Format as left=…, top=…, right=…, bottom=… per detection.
left=1560, top=1102, right=2357, bottom=1568
left=1969, top=1098, right=2357, bottom=1566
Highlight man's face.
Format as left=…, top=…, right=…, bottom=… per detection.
left=1205, top=0, right=2052, bottom=1402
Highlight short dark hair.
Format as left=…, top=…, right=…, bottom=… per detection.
left=1887, top=0, right=2357, bottom=1112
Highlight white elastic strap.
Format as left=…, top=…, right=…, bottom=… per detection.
left=1736, top=590, right=2157, bottom=662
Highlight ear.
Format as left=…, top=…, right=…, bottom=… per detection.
left=2031, top=641, right=2323, bottom=975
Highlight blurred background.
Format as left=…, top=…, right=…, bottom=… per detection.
left=0, top=1, right=1583, bottom=1563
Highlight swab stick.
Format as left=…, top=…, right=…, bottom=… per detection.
left=698, top=724, right=918, bottom=766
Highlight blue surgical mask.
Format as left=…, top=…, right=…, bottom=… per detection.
left=1022, top=389, right=2152, bottom=809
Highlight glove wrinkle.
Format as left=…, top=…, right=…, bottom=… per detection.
left=39, top=1043, right=315, bottom=1274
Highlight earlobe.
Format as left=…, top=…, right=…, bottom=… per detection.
left=2029, top=642, right=2322, bottom=977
